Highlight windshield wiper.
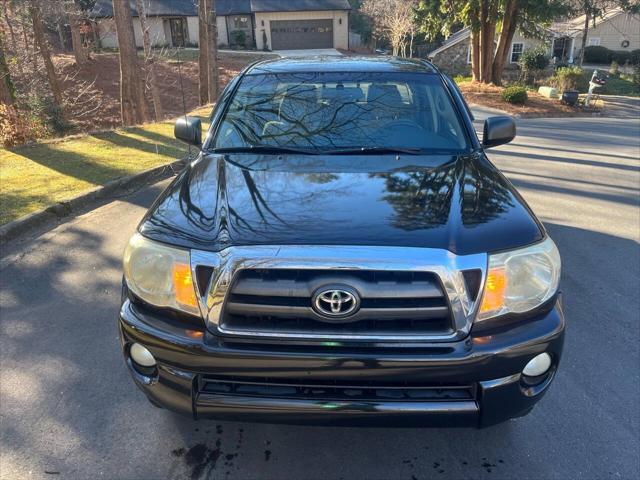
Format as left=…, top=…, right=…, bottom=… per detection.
left=322, top=146, right=425, bottom=155
left=211, top=145, right=319, bottom=155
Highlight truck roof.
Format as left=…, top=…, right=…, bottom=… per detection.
left=245, top=55, right=439, bottom=75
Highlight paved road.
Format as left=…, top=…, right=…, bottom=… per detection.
left=1, top=116, right=639, bottom=480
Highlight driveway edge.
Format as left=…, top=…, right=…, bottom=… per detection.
left=0, top=158, right=187, bottom=243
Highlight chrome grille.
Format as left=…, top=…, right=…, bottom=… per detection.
left=219, top=269, right=454, bottom=337
left=191, top=245, right=487, bottom=342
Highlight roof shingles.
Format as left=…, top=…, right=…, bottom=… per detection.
left=91, top=0, right=349, bottom=18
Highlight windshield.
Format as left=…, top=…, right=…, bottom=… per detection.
left=213, top=72, right=470, bottom=153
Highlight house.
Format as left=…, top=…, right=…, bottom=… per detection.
left=427, top=27, right=545, bottom=76
left=91, top=0, right=351, bottom=51
left=550, top=8, right=640, bottom=63
left=428, top=8, right=639, bottom=75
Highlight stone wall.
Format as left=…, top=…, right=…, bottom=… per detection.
left=432, top=39, right=472, bottom=76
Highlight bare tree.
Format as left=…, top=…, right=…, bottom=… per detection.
left=361, top=0, right=417, bottom=57
left=135, top=0, right=163, bottom=120
left=207, top=0, right=219, bottom=102
left=198, top=0, right=208, bottom=105
left=30, top=0, right=65, bottom=114
left=2, top=1, right=25, bottom=79
left=112, top=0, right=148, bottom=125
left=0, top=32, right=15, bottom=105
left=69, top=1, right=88, bottom=65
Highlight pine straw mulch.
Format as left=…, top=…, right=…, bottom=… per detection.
left=456, top=81, right=597, bottom=117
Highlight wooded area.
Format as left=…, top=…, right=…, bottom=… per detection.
left=0, top=0, right=220, bottom=147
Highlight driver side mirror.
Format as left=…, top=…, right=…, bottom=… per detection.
left=482, top=116, right=516, bottom=148
left=174, top=116, right=202, bottom=147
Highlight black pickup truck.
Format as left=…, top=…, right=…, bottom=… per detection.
left=119, top=56, right=564, bottom=427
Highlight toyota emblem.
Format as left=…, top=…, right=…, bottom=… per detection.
left=312, top=286, right=360, bottom=318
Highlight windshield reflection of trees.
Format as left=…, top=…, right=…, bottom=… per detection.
left=217, top=74, right=419, bottom=149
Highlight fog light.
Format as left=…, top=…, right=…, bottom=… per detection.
left=130, top=343, right=156, bottom=368
left=522, top=352, right=551, bottom=377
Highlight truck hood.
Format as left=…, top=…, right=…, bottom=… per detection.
left=139, top=153, right=543, bottom=256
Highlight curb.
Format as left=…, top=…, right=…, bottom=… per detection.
left=0, top=158, right=187, bottom=243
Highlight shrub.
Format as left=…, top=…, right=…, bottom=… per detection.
left=0, top=104, right=48, bottom=147
left=584, top=46, right=613, bottom=64
left=634, top=64, right=640, bottom=87
left=518, top=47, right=550, bottom=85
left=609, top=60, right=619, bottom=77
left=502, top=85, right=528, bottom=104
left=551, top=66, right=585, bottom=91
left=612, top=51, right=631, bottom=64
left=630, top=49, right=640, bottom=65
left=231, top=30, right=247, bottom=47
left=518, top=47, right=550, bottom=72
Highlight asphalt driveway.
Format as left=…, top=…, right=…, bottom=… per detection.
left=1, top=115, right=639, bottom=480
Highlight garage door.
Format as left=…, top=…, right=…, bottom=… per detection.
left=270, top=19, right=333, bottom=50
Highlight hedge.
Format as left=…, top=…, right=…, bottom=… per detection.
left=584, top=46, right=640, bottom=65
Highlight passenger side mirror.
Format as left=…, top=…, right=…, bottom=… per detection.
left=174, top=116, right=202, bottom=147
left=482, top=116, right=516, bottom=148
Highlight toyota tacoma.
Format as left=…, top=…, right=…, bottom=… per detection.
left=119, top=56, right=564, bottom=427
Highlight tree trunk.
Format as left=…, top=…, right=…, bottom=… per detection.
left=22, top=14, right=38, bottom=75
left=112, top=0, right=148, bottom=125
left=70, top=9, right=88, bottom=65
left=30, top=0, right=65, bottom=113
left=491, top=0, right=518, bottom=85
left=70, top=20, right=87, bottom=65
left=579, top=11, right=590, bottom=66
left=478, top=0, right=496, bottom=83
left=2, top=4, right=24, bottom=78
left=53, top=0, right=67, bottom=52
left=207, top=0, right=219, bottom=103
left=471, top=30, right=480, bottom=81
left=2, top=5, right=18, bottom=53
left=198, top=0, right=209, bottom=105
left=0, top=33, right=15, bottom=105
left=135, top=0, right=163, bottom=120
left=409, top=31, right=414, bottom=58
left=57, top=21, right=66, bottom=51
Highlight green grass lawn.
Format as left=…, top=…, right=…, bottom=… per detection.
left=0, top=107, right=211, bottom=225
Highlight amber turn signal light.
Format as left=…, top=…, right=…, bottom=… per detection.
left=479, top=267, right=507, bottom=315
left=172, top=263, right=199, bottom=310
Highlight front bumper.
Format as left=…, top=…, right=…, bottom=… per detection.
left=118, top=298, right=565, bottom=428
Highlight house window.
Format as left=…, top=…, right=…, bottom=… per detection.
left=510, top=42, right=524, bottom=63
left=233, top=16, right=248, bottom=29
left=467, top=45, right=472, bottom=64
left=588, top=37, right=601, bottom=46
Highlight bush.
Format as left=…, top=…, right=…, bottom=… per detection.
left=551, top=66, right=585, bottom=91
left=630, top=49, right=640, bottom=65
left=518, top=47, right=550, bottom=85
left=231, top=30, right=247, bottom=47
left=609, top=60, right=619, bottom=77
left=634, top=64, right=640, bottom=87
left=612, top=51, right=631, bottom=64
left=518, top=47, right=550, bottom=72
left=502, top=85, right=528, bottom=104
left=0, top=104, right=48, bottom=147
left=584, top=46, right=613, bottom=64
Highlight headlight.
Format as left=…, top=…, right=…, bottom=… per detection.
left=123, top=233, right=200, bottom=316
left=477, top=237, right=560, bottom=321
